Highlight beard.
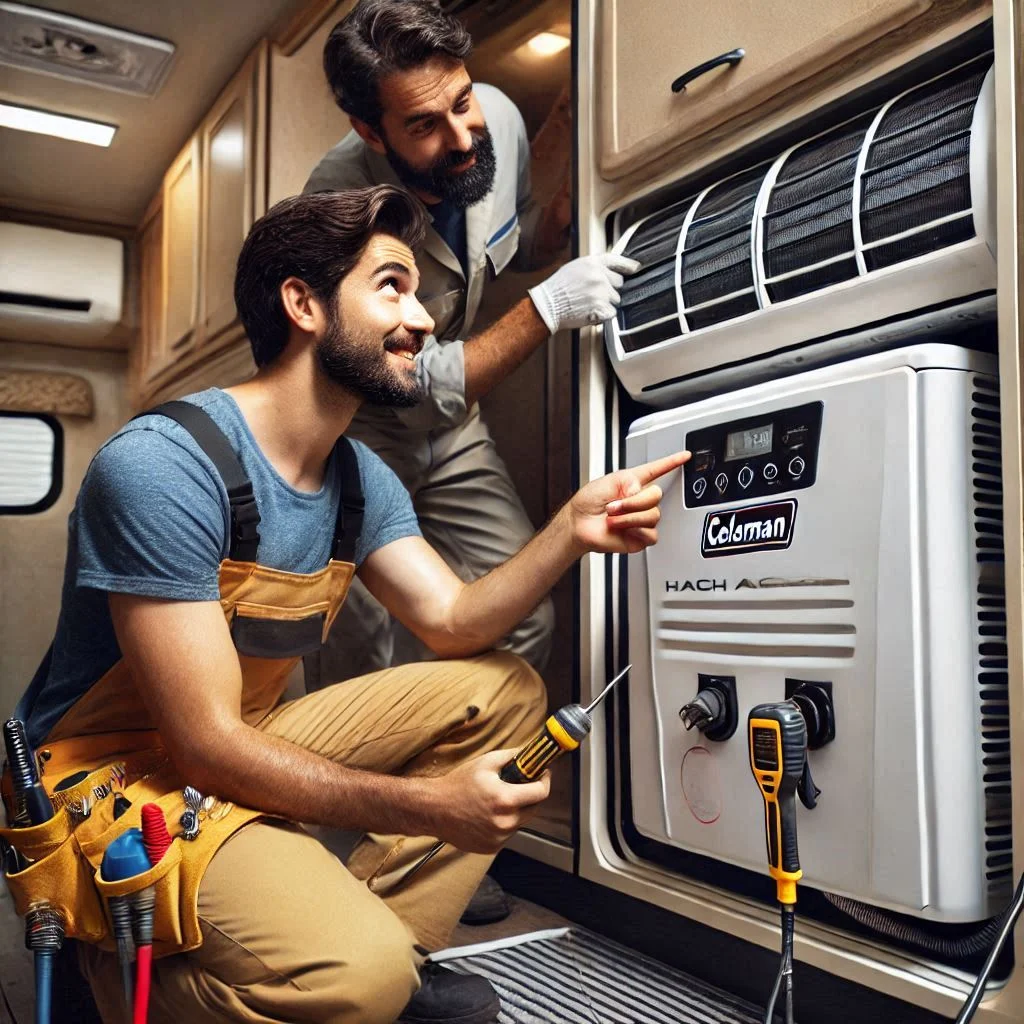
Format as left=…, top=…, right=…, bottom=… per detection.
left=315, top=306, right=424, bottom=409
left=384, top=125, right=497, bottom=208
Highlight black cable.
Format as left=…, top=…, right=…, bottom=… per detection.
left=764, top=905, right=795, bottom=1024
left=954, top=870, right=1024, bottom=1023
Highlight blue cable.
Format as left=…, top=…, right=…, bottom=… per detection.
left=34, top=950, right=53, bottom=1024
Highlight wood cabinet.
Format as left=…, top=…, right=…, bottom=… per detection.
left=200, top=47, right=266, bottom=347
left=134, top=43, right=266, bottom=404
left=137, top=197, right=165, bottom=383
left=162, top=137, right=201, bottom=354
left=596, top=0, right=983, bottom=180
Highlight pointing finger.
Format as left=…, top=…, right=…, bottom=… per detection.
left=632, top=451, right=690, bottom=485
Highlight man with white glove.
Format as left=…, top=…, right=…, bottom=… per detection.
left=529, top=253, right=640, bottom=332
left=303, top=0, right=639, bottom=689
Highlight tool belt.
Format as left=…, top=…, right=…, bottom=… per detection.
left=2, top=401, right=365, bottom=959
left=1, top=732, right=262, bottom=958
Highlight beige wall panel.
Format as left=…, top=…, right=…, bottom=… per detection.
left=0, top=343, right=128, bottom=718
left=267, top=4, right=353, bottom=206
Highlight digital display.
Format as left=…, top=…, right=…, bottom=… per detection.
left=753, top=728, right=779, bottom=771
left=725, top=423, right=773, bottom=462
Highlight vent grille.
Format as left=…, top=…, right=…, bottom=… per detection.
left=656, top=591, right=856, bottom=661
left=617, top=199, right=694, bottom=353
left=0, top=5, right=175, bottom=96
left=610, top=56, right=992, bottom=355
left=680, top=166, right=766, bottom=330
left=860, top=57, right=990, bottom=271
left=970, top=375, right=1011, bottom=899
left=763, top=114, right=873, bottom=302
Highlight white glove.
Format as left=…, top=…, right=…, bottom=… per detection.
left=528, top=253, right=641, bottom=334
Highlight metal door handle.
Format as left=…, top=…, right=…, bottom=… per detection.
left=671, top=48, right=745, bottom=93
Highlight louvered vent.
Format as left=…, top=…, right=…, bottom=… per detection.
left=762, top=113, right=874, bottom=303
left=657, top=589, right=856, bottom=661
left=859, top=57, right=990, bottom=272
left=969, top=376, right=1011, bottom=899
left=617, top=198, right=694, bottom=353
left=680, top=166, right=767, bottom=331
left=609, top=55, right=994, bottom=363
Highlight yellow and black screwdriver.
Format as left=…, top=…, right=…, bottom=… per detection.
left=499, top=663, right=632, bottom=783
left=391, top=664, right=631, bottom=891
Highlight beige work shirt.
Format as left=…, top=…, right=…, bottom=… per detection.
left=304, top=84, right=546, bottom=437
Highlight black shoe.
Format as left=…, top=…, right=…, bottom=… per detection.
left=459, top=874, right=511, bottom=926
left=398, top=962, right=501, bottom=1024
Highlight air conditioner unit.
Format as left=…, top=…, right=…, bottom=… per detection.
left=607, top=54, right=996, bottom=406
left=0, top=222, right=124, bottom=345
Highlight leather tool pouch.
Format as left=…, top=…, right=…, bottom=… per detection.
left=1, top=760, right=258, bottom=958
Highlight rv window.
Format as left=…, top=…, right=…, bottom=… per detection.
left=0, top=412, right=63, bottom=515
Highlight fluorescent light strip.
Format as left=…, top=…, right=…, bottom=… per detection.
left=0, top=102, right=116, bottom=147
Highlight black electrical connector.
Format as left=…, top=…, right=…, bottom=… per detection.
left=680, top=675, right=738, bottom=741
left=785, top=679, right=835, bottom=749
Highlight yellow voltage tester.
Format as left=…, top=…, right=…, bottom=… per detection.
left=748, top=701, right=809, bottom=1024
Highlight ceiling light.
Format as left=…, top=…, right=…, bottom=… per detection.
left=527, top=32, right=570, bottom=57
left=0, top=102, right=116, bottom=146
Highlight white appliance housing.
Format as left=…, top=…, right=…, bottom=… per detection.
left=0, top=222, right=124, bottom=345
left=608, top=56, right=996, bottom=407
left=625, top=344, right=1008, bottom=922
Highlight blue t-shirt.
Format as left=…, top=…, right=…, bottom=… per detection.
left=17, top=388, right=421, bottom=746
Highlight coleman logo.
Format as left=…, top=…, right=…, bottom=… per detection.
left=701, top=500, right=797, bottom=558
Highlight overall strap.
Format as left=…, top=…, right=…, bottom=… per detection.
left=137, top=401, right=261, bottom=562
left=332, top=438, right=365, bottom=564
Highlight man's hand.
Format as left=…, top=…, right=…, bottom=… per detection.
left=567, top=451, right=690, bottom=555
left=528, top=253, right=640, bottom=335
left=425, top=749, right=551, bottom=853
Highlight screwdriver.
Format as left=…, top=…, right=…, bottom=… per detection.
left=499, top=663, right=631, bottom=783
left=391, top=665, right=631, bottom=892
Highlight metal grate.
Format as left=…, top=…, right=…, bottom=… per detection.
left=969, top=375, right=1012, bottom=900
left=440, top=928, right=766, bottom=1024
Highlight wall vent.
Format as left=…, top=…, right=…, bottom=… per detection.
left=0, top=2, right=175, bottom=96
left=969, top=374, right=1011, bottom=900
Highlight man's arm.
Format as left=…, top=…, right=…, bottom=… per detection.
left=109, top=594, right=548, bottom=852
left=462, top=297, right=548, bottom=409
left=360, top=451, right=689, bottom=658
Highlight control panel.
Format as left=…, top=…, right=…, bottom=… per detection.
left=683, top=402, right=823, bottom=507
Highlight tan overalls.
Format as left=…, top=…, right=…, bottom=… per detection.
left=1, top=401, right=547, bottom=1024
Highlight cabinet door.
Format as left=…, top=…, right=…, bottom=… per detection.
left=162, top=137, right=201, bottom=352
left=598, top=0, right=934, bottom=179
left=138, top=201, right=165, bottom=383
left=199, top=47, right=266, bottom=347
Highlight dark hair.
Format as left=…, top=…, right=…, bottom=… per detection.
left=324, top=0, right=472, bottom=128
left=234, top=185, right=427, bottom=367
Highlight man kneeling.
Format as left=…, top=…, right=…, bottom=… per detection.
left=11, top=186, right=686, bottom=1024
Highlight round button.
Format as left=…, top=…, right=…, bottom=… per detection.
left=692, top=477, right=707, bottom=499
left=714, top=472, right=729, bottom=494
left=738, top=465, right=754, bottom=489
left=788, top=456, right=806, bottom=478
left=763, top=462, right=778, bottom=481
